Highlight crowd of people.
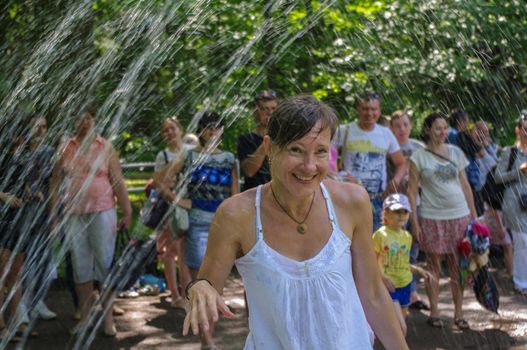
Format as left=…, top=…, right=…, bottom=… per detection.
left=0, top=91, right=525, bottom=348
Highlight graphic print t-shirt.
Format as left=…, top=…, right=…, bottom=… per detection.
left=186, top=150, right=235, bottom=213
left=336, top=122, right=400, bottom=194
left=410, top=145, right=470, bottom=220
left=373, top=226, right=413, bottom=288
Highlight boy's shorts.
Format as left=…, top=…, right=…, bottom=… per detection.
left=389, top=282, right=412, bottom=307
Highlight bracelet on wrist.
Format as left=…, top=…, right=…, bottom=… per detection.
left=185, top=278, right=213, bottom=300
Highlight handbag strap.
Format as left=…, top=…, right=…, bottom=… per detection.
left=424, top=148, right=457, bottom=169
left=163, top=150, right=169, bottom=164
left=113, top=228, right=131, bottom=263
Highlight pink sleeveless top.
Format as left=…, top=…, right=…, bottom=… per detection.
left=61, top=135, right=115, bottom=214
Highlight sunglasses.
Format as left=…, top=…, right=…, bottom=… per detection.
left=360, top=92, right=381, bottom=100
left=254, top=90, right=277, bottom=104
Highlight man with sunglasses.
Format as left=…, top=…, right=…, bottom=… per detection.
left=237, top=90, right=278, bottom=191
left=335, top=92, right=406, bottom=231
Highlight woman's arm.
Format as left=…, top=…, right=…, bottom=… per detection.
left=182, top=198, right=242, bottom=335
left=230, top=164, right=239, bottom=196
left=494, top=147, right=521, bottom=184
left=108, top=146, right=132, bottom=229
left=459, top=170, right=477, bottom=220
left=350, top=188, right=409, bottom=350
left=407, top=161, right=421, bottom=241
left=153, top=152, right=187, bottom=202
left=490, top=207, right=506, bottom=240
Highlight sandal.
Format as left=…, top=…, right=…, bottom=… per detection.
left=454, top=318, right=470, bottom=330
left=427, top=317, right=444, bottom=328
left=409, top=300, right=430, bottom=311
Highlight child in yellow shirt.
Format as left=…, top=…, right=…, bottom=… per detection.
left=373, top=193, right=433, bottom=335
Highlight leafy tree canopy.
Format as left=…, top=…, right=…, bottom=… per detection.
left=1, top=0, right=525, bottom=160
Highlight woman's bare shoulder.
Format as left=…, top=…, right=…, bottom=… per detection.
left=323, top=179, right=370, bottom=208
left=322, top=180, right=371, bottom=238
left=214, top=189, right=257, bottom=236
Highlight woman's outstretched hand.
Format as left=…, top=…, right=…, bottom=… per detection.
left=182, top=280, right=234, bottom=336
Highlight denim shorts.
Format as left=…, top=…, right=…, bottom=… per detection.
left=184, top=216, right=212, bottom=271
left=389, top=282, right=412, bottom=308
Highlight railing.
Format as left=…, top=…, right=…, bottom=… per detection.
left=122, top=162, right=155, bottom=193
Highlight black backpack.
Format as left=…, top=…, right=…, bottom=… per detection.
left=481, top=146, right=518, bottom=210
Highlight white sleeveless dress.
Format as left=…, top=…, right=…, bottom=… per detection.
left=235, top=183, right=374, bottom=349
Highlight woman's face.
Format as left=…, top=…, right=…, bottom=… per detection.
left=200, top=124, right=223, bottom=146
left=75, top=112, right=95, bottom=138
left=390, top=115, right=411, bottom=144
left=30, top=117, right=47, bottom=142
left=269, top=120, right=330, bottom=198
left=427, top=117, right=448, bottom=144
left=161, top=119, right=182, bottom=144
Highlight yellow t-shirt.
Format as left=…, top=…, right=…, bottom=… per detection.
left=372, top=226, right=413, bottom=288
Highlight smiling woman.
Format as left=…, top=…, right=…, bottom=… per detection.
left=182, top=95, right=409, bottom=350
left=407, top=112, right=477, bottom=330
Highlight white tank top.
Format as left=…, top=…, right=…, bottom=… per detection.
left=235, top=183, right=374, bottom=350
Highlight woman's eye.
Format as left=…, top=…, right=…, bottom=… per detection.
left=288, top=147, right=303, bottom=154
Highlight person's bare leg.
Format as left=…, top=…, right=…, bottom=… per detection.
left=446, top=254, right=464, bottom=321
left=503, top=245, right=513, bottom=277
left=176, top=238, right=191, bottom=298
left=393, top=302, right=407, bottom=335
left=159, top=226, right=181, bottom=301
left=0, top=249, right=11, bottom=330
left=5, top=253, right=25, bottom=332
left=425, top=254, right=441, bottom=318
left=76, top=281, right=95, bottom=325
left=102, top=291, right=116, bottom=335
left=163, top=246, right=180, bottom=301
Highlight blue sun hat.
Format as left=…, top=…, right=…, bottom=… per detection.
left=383, top=193, right=412, bottom=212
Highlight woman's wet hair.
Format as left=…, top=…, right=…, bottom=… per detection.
left=267, top=95, right=338, bottom=148
left=420, top=112, right=447, bottom=143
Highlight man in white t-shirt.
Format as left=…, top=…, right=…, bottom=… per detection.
left=335, top=93, right=406, bottom=231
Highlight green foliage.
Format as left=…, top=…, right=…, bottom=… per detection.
left=1, top=0, right=526, bottom=156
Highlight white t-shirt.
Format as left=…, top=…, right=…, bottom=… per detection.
left=154, top=144, right=194, bottom=172
left=335, top=122, right=400, bottom=193
left=410, top=145, right=470, bottom=220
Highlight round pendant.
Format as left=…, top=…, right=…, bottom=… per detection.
left=297, top=223, right=308, bottom=234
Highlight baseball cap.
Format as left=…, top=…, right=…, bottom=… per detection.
left=383, top=193, right=412, bottom=212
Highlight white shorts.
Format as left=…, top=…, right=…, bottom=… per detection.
left=65, top=208, right=117, bottom=284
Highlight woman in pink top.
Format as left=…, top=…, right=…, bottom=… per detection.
left=50, top=106, right=131, bottom=336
